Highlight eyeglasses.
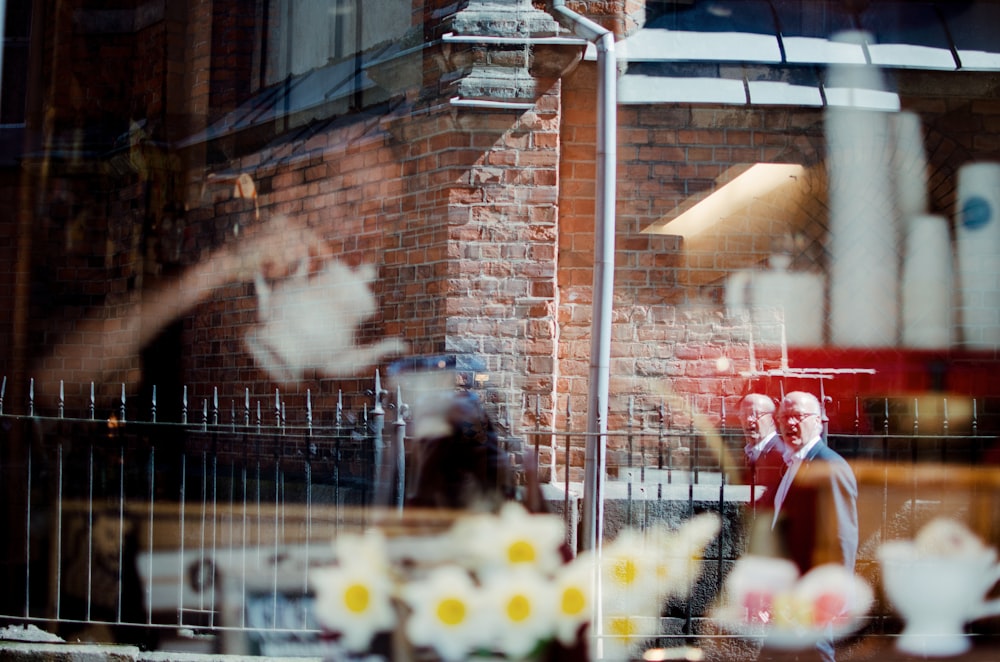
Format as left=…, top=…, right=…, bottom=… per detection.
left=780, top=412, right=819, bottom=424
left=743, top=411, right=773, bottom=422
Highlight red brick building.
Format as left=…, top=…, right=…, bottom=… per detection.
left=3, top=0, right=1000, bottom=486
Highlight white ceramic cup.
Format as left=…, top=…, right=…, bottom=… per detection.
left=878, top=540, right=1000, bottom=657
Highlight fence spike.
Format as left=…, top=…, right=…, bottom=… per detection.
left=973, top=398, right=978, bottom=436
left=59, top=381, right=65, bottom=419
left=182, top=385, right=188, bottom=425
left=120, top=383, right=126, bottom=423
left=689, top=395, right=695, bottom=433
left=627, top=396, right=635, bottom=473
left=202, top=399, right=208, bottom=430
left=883, top=397, right=890, bottom=436
left=396, top=384, right=405, bottom=423
left=151, top=385, right=157, bottom=423
left=373, top=370, right=384, bottom=416
left=0, top=374, right=5, bottom=415
left=89, top=382, right=95, bottom=420
left=504, top=390, right=511, bottom=430
left=275, top=388, right=281, bottom=428
left=942, top=397, right=949, bottom=436
left=336, top=390, right=343, bottom=429
left=912, top=397, right=919, bottom=436
left=854, top=394, right=860, bottom=436
left=28, top=378, right=34, bottom=417
left=244, top=388, right=250, bottom=427
left=306, top=390, right=313, bottom=435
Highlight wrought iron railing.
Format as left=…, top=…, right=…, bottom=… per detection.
left=0, top=382, right=998, bottom=655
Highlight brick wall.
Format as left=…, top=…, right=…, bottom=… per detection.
left=172, top=117, right=405, bottom=418
left=555, top=47, right=1000, bottom=478
left=208, top=0, right=258, bottom=119
left=11, top=0, right=1000, bottom=479
left=168, top=97, right=563, bottom=452
left=20, top=2, right=169, bottom=408
left=165, top=0, right=566, bottom=471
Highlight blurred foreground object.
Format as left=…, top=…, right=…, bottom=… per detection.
left=956, top=162, right=1000, bottom=350
left=307, top=507, right=721, bottom=662
left=388, top=355, right=523, bottom=511
left=713, top=556, right=873, bottom=651
left=245, top=260, right=407, bottom=382
left=878, top=518, right=1000, bottom=657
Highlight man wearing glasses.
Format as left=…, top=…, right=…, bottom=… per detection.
left=771, top=391, right=859, bottom=662
left=738, top=393, right=787, bottom=512
left=771, top=390, right=858, bottom=574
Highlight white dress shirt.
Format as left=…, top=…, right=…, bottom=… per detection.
left=771, top=435, right=822, bottom=530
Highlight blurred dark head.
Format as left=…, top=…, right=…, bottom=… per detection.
left=388, top=355, right=515, bottom=510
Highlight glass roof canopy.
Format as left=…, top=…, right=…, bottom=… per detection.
left=613, top=0, right=1000, bottom=106
left=187, top=0, right=1000, bottom=141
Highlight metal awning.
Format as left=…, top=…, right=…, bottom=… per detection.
left=609, top=0, right=1000, bottom=106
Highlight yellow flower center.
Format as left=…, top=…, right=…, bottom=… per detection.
left=608, top=615, right=638, bottom=639
left=508, top=540, right=536, bottom=564
left=506, top=594, right=532, bottom=623
left=343, top=584, right=370, bottom=614
left=612, top=558, right=638, bottom=586
left=772, top=594, right=812, bottom=628
left=560, top=587, right=586, bottom=616
left=436, top=598, right=467, bottom=626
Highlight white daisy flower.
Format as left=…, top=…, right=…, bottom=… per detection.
left=598, top=610, right=653, bottom=662
left=479, top=569, right=557, bottom=660
left=400, top=565, right=489, bottom=662
left=651, top=512, right=721, bottom=599
left=331, top=529, right=392, bottom=570
left=552, top=552, right=596, bottom=647
left=599, top=529, right=661, bottom=613
left=457, top=502, right=567, bottom=577
left=309, top=559, right=396, bottom=652
left=666, top=512, right=722, bottom=561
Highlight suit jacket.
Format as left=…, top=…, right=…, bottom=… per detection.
left=745, top=435, right=786, bottom=511
left=771, top=442, right=859, bottom=575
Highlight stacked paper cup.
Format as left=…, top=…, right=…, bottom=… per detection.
left=825, top=35, right=899, bottom=347
left=892, top=112, right=929, bottom=224
left=901, top=214, right=952, bottom=348
left=955, top=162, right=1000, bottom=350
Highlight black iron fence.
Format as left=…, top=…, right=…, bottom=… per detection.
left=0, top=379, right=389, bottom=650
left=1, top=381, right=999, bottom=655
left=526, top=393, right=1000, bottom=655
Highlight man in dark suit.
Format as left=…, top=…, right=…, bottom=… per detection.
left=739, top=393, right=787, bottom=513
left=771, top=391, right=858, bottom=573
left=771, top=391, right=859, bottom=662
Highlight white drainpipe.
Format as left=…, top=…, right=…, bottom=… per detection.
left=551, top=0, right=617, bottom=553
